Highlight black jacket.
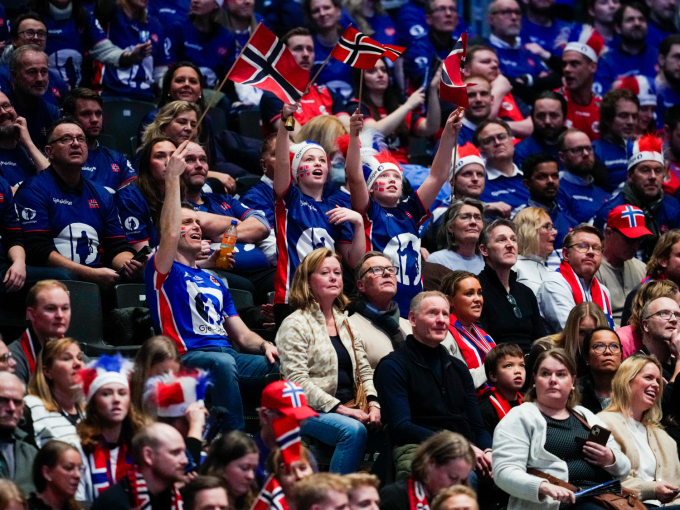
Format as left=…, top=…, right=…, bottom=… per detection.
left=477, top=264, right=548, bottom=354
left=91, top=477, right=174, bottom=510
left=374, top=335, right=492, bottom=448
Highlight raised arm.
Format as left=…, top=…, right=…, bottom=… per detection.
left=413, top=65, right=442, bottom=138
left=365, top=88, right=425, bottom=136
left=345, top=111, right=370, bottom=215
left=274, top=103, right=299, bottom=199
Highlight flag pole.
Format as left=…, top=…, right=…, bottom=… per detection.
left=304, top=24, right=352, bottom=95
left=357, top=69, right=364, bottom=114
left=451, top=136, right=458, bottom=200
left=197, top=22, right=264, bottom=127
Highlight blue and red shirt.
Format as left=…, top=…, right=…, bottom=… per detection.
left=557, top=171, right=611, bottom=224
left=241, top=176, right=275, bottom=228
left=1, top=87, right=61, bottom=150
left=146, top=254, right=238, bottom=354
left=488, top=34, right=549, bottom=80
left=0, top=65, right=68, bottom=107
left=114, top=180, right=157, bottom=247
left=367, top=13, right=397, bottom=46
left=479, top=165, right=531, bottom=214
left=83, top=143, right=136, bottom=193
left=593, top=43, right=658, bottom=96
left=0, top=146, right=37, bottom=187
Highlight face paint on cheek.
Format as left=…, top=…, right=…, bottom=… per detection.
left=378, top=180, right=386, bottom=192
left=180, top=226, right=186, bottom=237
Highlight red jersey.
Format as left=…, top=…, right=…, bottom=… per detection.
left=664, top=160, right=680, bottom=196
left=557, top=86, right=602, bottom=141
left=499, top=93, right=525, bottom=122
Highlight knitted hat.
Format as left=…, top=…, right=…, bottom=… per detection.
left=144, top=370, right=212, bottom=418
left=78, top=354, right=133, bottom=403
left=362, top=151, right=402, bottom=190
left=289, top=141, right=327, bottom=182
left=451, top=142, right=485, bottom=179
left=627, top=134, right=664, bottom=170
left=613, top=76, right=656, bottom=107
left=564, top=25, right=606, bottom=62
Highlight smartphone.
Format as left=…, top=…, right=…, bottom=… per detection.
left=116, top=245, right=152, bottom=274
left=575, top=425, right=611, bottom=448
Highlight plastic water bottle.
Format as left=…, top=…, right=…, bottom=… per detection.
left=216, top=220, right=238, bottom=269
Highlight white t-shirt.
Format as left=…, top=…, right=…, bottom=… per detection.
left=427, top=250, right=485, bottom=274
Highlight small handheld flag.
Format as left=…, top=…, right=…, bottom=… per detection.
left=440, top=33, right=471, bottom=108
left=381, top=44, right=406, bottom=62
left=331, top=26, right=386, bottom=70
left=273, top=415, right=302, bottom=467
left=251, top=476, right=290, bottom=510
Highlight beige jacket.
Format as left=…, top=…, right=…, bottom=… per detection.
left=276, top=303, right=377, bottom=413
left=598, top=411, right=680, bottom=503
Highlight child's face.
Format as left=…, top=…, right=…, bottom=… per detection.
left=490, top=355, right=525, bottom=393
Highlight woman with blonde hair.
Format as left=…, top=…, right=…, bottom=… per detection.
left=0, top=480, right=28, bottom=510
left=276, top=247, right=379, bottom=474
left=512, top=207, right=557, bottom=294
left=129, top=335, right=182, bottom=415
left=294, top=116, right=348, bottom=157
left=598, top=355, right=680, bottom=507
left=140, top=101, right=202, bottom=148
left=25, top=338, right=84, bottom=449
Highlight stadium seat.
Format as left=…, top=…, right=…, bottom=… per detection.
left=101, top=100, right=156, bottom=159
left=229, top=288, right=254, bottom=312
left=238, top=109, right=263, bottom=140
left=114, top=283, right=148, bottom=309
left=206, top=107, right=227, bottom=133
left=235, top=175, right=262, bottom=197
left=98, top=133, right=117, bottom=152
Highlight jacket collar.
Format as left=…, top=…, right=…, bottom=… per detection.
left=404, top=335, right=452, bottom=371
left=481, top=263, right=517, bottom=290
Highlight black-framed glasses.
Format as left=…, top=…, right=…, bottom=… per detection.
left=590, top=342, right=621, bottom=354
left=360, top=265, right=399, bottom=278
left=506, top=294, right=522, bottom=318
left=51, top=134, right=86, bottom=146
left=644, top=309, right=680, bottom=321
left=18, top=29, right=48, bottom=40
left=539, top=222, right=557, bottom=232
left=567, top=242, right=603, bottom=254
left=0, top=103, right=14, bottom=113
left=0, top=352, right=12, bottom=363
left=479, top=132, right=510, bottom=147
left=562, top=145, right=593, bottom=156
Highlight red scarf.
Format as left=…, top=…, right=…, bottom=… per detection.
left=89, top=441, right=130, bottom=497
left=407, top=476, right=429, bottom=510
left=20, top=329, right=38, bottom=375
left=558, top=261, right=613, bottom=327
left=448, top=314, right=495, bottom=370
left=488, top=387, right=523, bottom=421
left=127, top=463, right=183, bottom=510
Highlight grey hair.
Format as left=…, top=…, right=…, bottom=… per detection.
left=9, top=44, right=47, bottom=74
left=438, top=198, right=485, bottom=252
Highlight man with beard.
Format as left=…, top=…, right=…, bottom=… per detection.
left=595, top=134, right=680, bottom=259
left=0, top=90, right=48, bottom=187
left=557, top=128, right=611, bottom=223
left=515, top=153, right=578, bottom=270
left=646, top=0, right=677, bottom=49
left=514, top=91, right=567, bottom=168
left=585, top=0, right=621, bottom=44
left=655, top=35, right=680, bottom=131
left=519, top=0, right=575, bottom=58
left=594, top=3, right=658, bottom=95
left=593, top=88, right=640, bottom=192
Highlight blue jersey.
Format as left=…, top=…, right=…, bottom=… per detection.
left=0, top=176, right=22, bottom=261
left=168, top=21, right=236, bottom=88
left=188, top=193, right=270, bottom=271
left=114, top=180, right=157, bottom=247
left=146, top=254, right=237, bottom=354
left=232, top=14, right=264, bottom=48
left=488, top=35, right=549, bottom=80
left=327, top=188, right=352, bottom=209
left=83, top=143, right=136, bottom=193
left=149, top=0, right=191, bottom=24
left=458, top=119, right=476, bottom=147
left=655, top=79, right=680, bottom=130
left=15, top=167, right=127, bottom=267
left=514, top=136, right=561, bottom=169
left=2, top=88, right=61, bottom=150
left=241, top=177, right=275, bottom=228
left=404, top=32, right=455, bottom=89
left=479, top=167, right=531, bottom=214
left=312, top=34, right=353, bottom=99
left=593, top=137, right=629, bottom=193
left=558, top=171, right=611, bottom=224
left=45, top=10, right=107, bottom=87
left=519, top=18, right=574, bottom=57
left=102, top=6, right=171, bottom=101
left=0, top=146, right=37, bottom=187
left=0, top=5, right=8, bottom=43
left=594, top=192, right=680, bottom=235
left=274, top=184, right=353, bottom=304
left=367, top=13, right=396, bottom=46
left=365, top=194, right=430, bottom=317
left=646, top=20, right=674, bottom=51
left=0, top=65, right=67, bottom=107
left=394, top=0, right=472, bottom=47
left=593, top=43, right=658, bottom=96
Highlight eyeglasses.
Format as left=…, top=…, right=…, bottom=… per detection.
left=492, top=8, right=521, bottom=16
left=51, top=134, right=86, bottom=146
left=0, top=103, right=14, bottom=113
left=590, top=342, right=621, bottom=354
left=433, top=6, right=458, bottom=13
left=506, top=294, right=522, bottom=318
left=567, top=242, right=603, bottom=254
left=644, top=309, right=680, bottom=321
left=563, top=145, right=593, bottom=156
left=0, top=352, right=12, bottom=364
left=360, top=265, right=399, bottom=278
left=456, top=212, right=483, bottom=222
left=479, top=132, right=510, bottom=147
left=539, top=222, right=557, bottom=232
left=18, top=29, right=48, bottom=40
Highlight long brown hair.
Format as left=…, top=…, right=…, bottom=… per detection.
left=130, top=336, right=181, bottom=415
left=28, top=338, right=83, bottom=414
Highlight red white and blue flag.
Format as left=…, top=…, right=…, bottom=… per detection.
left=229, top=23, right=309, bottom=104
left=331, top=26, right=386, bottom=70
left=440, top=32, right=471, bottom=108
left=381, top=44, right=406, bottom=62
left=273, top=415, right=301, bottom=466
left=620, top=205, right=645, bottom=228
left=253, top=476, right=290, bottom=510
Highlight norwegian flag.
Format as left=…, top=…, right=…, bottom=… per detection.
left=273, top=415, right=301, bottom=466
left=620, top=205, right=645, bottom=227
left=229, top=23, right=309, bottom=104
left=440, top=33, right=471, bottom=108
left=381, top=44, right=406, bottom=62
left=253, top=477, right=290, bottom=510
left=89, top=199, right=99, bottom=209
left=331, top=26, right=386, bottom=70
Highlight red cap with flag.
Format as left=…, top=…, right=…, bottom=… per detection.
left=261, top=380, right=318, bottom=420
left=606, top=205, right=652, bottom=238
left=440, top=33, right=471, bottom=107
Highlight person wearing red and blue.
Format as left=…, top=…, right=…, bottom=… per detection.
left=145, top=139, right=279, bottom=433
left=395, top=0, right=472, bottom=48
left=520, top=0, right=574, bottom=58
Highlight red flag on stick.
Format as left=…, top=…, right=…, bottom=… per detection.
left=331, top=26, right=386, bottom=70
left=381, top=44, right=406, bottom=62
left=229, top=24, right=309, bottom=103
left=440, top=33, right=472, bottom=108
left=252, top=476, right=290, bottom=510
left=273, top=415, right=301, bottom=467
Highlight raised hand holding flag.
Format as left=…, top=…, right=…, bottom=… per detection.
left=440, top=33, right=472, bottom=108
left=251, top=476, right=290, bottom=510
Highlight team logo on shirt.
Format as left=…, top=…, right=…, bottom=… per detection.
left=409, top=25, right=425, bottom=37
left=218, top=47, right=228, bottom=56
left=209, top=275, right=220, bottom=286
left=296, top=228, right=335, bottom=262
left=55, top=223, right=99, bottom=265
left=21, top=208, right=36, bottom=221
left=220, top=202, right=231, bottom=211
left=111, top=164, right=120, bottom=172
left=89, top=199, right=99, bottom=209
left=384, top=233, right=421, bottom=286
left=385, top=28, right=396, bottom=36
left=124, top=217, right=139, bottom=231
left=151, top=34, right=159, bottom=43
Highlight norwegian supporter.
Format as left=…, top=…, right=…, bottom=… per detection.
left=594, top=3, right=658, bottom=95
left=76, top=355, right=145, bottom=502
left=344, top=108, right=462, bottom=316
left=268, top=447, right=315, bottom=508
left=223, top=0, right=263, bottom=48
left=345, top=57, right=441, bottom=165
left=456, top=76, right=494, bottom=147
left=96, top=0, right=171, bottom=102
left=8, top=281, right=71, bottom=384
left=91, top=423, right=187, bottom=510
left=558, top=30, right=605, bottom=141
left=663, top=104, right=680, bottom=198
left=512, top=206, right=557, bottom=294
left=595, top=206, right=650, bottom=328
left=25, top=338, right=84, bottom=448
left=557, top=128, right=610, bottom=224
left=613, top=75, right=657, bottom=136
left=260, top=28, right=348, bottom=138
left=181, top=476, right=229, bottom=510
left=474, top=120, right=530, bottom=217
left=395, top=0, right=471, bottom=48
left=29, top=440, right=82, bottom=510
left=476, top=343, right=525, bottom=434
left=0, top=173, right=32, bottom=296
left=537, top=224, right=613, bottom=332
left=272, top=102, right=365, bottom=323
left=0, top=90, right=49, bottom=187
left=241, top=134, right=276, bottom=229
left=345, top=0, right=396, bottom=46
left=593, top=88, right=640, bottom=193
left=14, top=119, right=142, bottom=287
left=345, top=474, right=380, bottom=510
left=645, top=0, right=676, bottom=48
left=144, top=140, right=279, bottom=432
left=519, top=0, right=574, bottom=59
left=654, top=35, right=680, bottom=131
left=429, top=198, right=485, bottom=274
left=61, top=88, right=136, bottom=193
left=586, top=0, right=620, bottom=43
left=514, top=91, right=567, bottom=168
left=5, top=45, right=61, bottom=150
left=594, top=134, right=680, bottom=259
left=577, top=327, right=622, bottom=414
left=129, top=335, right=181, bottom=415
left=635, top=296, right=680, bottom=381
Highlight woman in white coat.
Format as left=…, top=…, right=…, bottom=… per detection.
left=493, top=348, right=630, bottom=510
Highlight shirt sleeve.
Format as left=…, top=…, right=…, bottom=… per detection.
left=14, top=181, right=54, bottom=265
left=98, top=189, right=135, bottom=261
left=86, top=11, right=108, bottom=45
left=409, top=191, right=433, bottom=226
left=227, top=195, right=270, bottom=229
left=0, top=178, right=23, bottom=250
left=114, top=187, right=153, bottom=244
left=118, top=154, right=137, bottom=188
left=536, top=274, right=577, bottom=333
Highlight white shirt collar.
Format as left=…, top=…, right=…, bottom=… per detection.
left=486, top=163, right=522, bottom=180
left=462, top=117, right=478, bottom=132
left=489, top=33, right=522, bottom=50
left=261, top=174, right=274, bottom=188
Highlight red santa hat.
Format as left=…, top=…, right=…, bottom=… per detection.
left=144, top=370, right=212, bottom=418
left=451, top=143, right=485, bottom=179
left=78, top=354, right=133, bottom=403
left=362, top=151, right=402, bottom=189
left=627, top=134, right=664, bottom=170
left=289, top=141, right=327, bottom=182
left=613, top=76, right=656, bottom=107
left=564, top=25, right=606, bottom=63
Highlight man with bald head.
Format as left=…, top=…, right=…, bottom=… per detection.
left=92, top=422, right=188, bottom=510
left=0, top=372, right=38, bottom=494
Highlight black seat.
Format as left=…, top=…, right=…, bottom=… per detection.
left=101, top=101, right=156, bottom=159
left=238, top=109, right=263, bottom=140
left=114, top=284, right=148, bottom=309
